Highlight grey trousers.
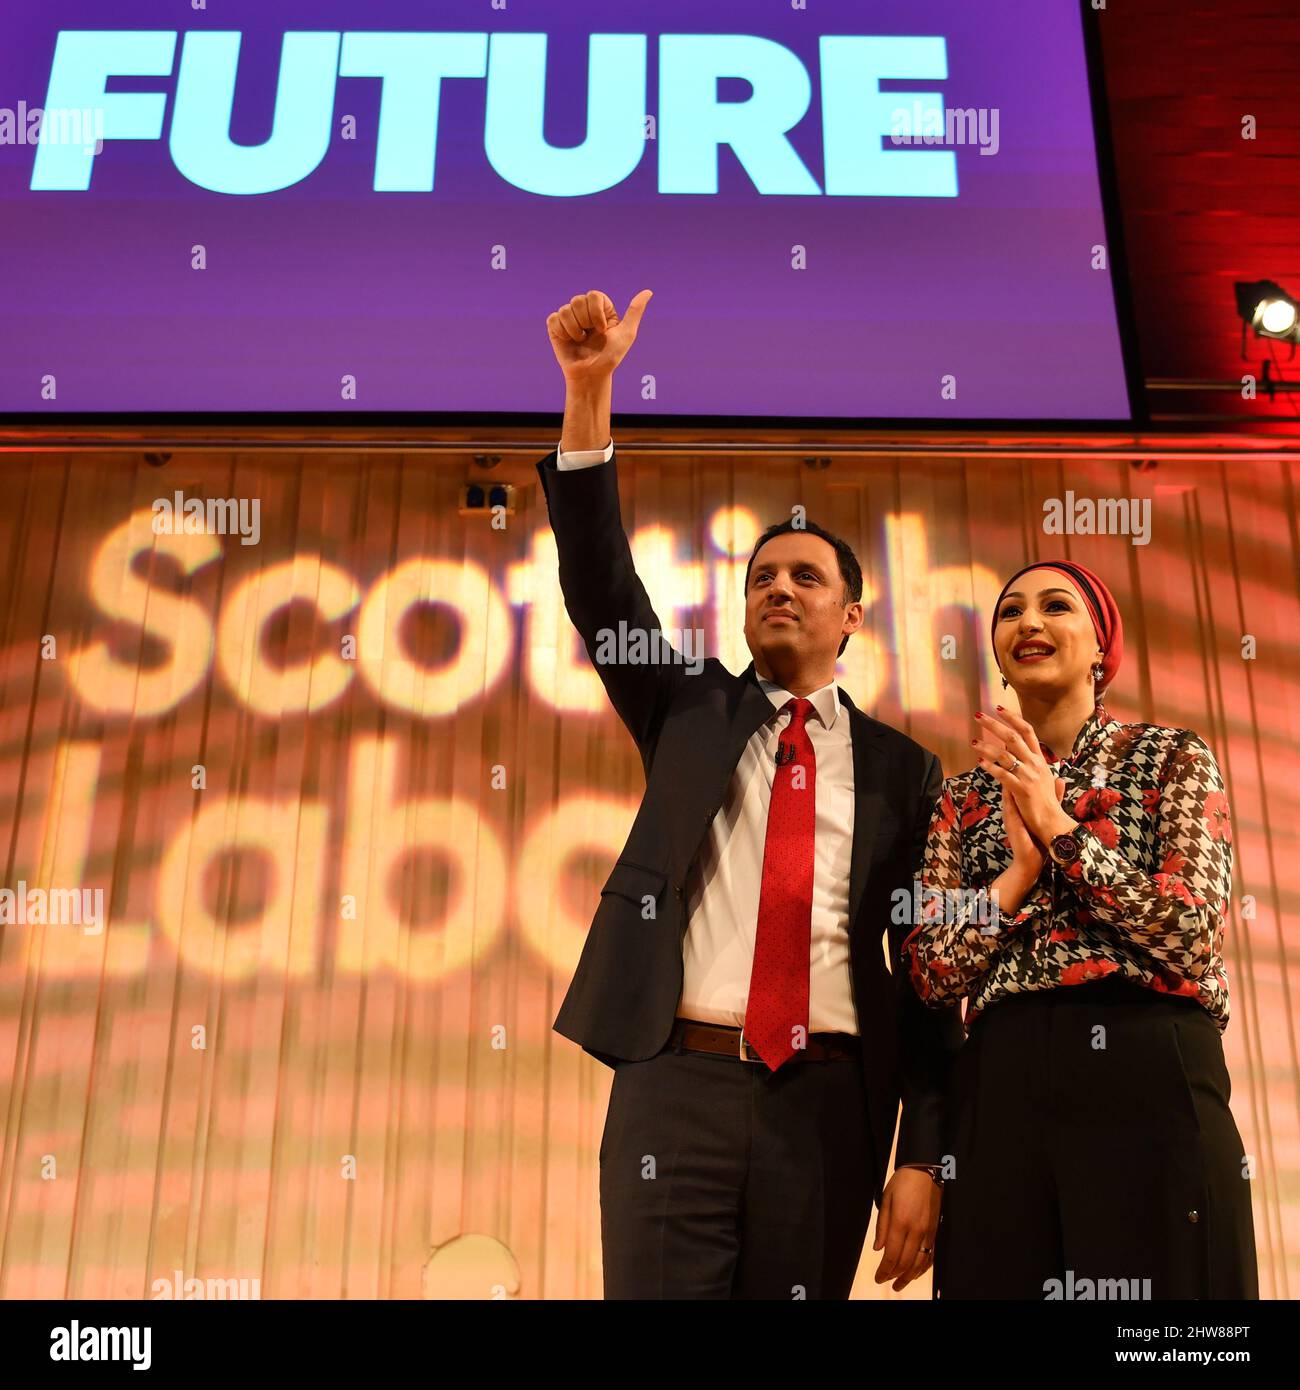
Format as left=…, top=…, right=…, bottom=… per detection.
left=598, top=1041, right=875, bottom=1299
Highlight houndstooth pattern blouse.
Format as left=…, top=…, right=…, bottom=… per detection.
left=902, top=705, right=1234, bottom=1033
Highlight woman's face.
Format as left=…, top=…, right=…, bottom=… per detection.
left=992, top=569, right=1102, bottom=700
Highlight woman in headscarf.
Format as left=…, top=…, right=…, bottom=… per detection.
left=904, top=560, right=1258, bottom=1299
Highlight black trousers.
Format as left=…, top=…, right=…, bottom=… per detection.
left=935, top=978, right=1259, bottom=1300
left=599, top=1036, right=875, bottom=1299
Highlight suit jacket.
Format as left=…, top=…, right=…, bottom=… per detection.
left=536, top=444, right=963, bottom=1206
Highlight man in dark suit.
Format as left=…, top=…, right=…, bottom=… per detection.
left=538, top=289, right=962, bottom=1300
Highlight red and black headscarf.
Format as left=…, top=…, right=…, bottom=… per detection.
left=991, top=560, right=1124, bottom=696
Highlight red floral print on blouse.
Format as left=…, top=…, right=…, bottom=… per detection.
left=902, top=706, right=1234, bottom=1033
left=1204, top=792, right=1232, bottom=842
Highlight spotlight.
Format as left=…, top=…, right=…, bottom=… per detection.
left=1235, top=280, right=1299, bottom=342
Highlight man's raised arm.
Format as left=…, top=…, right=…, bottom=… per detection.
left=536, top=289, right=692, bottom=759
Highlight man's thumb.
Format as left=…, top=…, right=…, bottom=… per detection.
left=622, top=288, right=653, bottom=331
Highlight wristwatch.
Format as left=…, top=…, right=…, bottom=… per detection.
left=1049, top=827, right=1085, bottom=864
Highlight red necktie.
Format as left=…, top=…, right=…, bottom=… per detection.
left=744, top=697, right=817, bottom=1072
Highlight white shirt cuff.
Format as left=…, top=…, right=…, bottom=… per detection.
left=556, top=437, right=615, bottom=470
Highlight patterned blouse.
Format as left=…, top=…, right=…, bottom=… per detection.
left=903, top=704, right=1234, bottom=1033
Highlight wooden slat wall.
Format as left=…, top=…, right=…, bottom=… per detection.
left=0, top=448, right=1295, bottom=1299
left=1100, top=0, right=1300, bottom=406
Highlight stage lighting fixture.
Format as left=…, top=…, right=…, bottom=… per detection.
left=1235, top=280, right=1300, bottom=342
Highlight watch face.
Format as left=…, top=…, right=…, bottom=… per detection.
left=1053, top=833, right=1081, bottom=862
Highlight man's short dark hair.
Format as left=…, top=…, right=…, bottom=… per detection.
left=743, top=519, right=864, bottom=658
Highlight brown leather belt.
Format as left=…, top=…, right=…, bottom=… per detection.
left=668, top=1018, right=859, bottom=1064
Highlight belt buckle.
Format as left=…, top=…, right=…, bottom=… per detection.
left=737, top=1026, right=763, bottom=1064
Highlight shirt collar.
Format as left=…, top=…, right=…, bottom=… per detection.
left=756, top=675, right=841, bottom=730
left=1041, top=703, right=1115, bottom=766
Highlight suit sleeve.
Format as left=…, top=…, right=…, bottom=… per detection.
left=536, top=443, right=691, bottom=761
left=890, top=749, right=966, bottom=1169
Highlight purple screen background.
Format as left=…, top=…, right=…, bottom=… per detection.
left=0, top=1, right=1134, bottom=420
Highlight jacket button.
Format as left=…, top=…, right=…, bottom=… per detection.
left=675, top=886, right=683, bottom=898
left=1187, top=1210, right=1200, bottom=1224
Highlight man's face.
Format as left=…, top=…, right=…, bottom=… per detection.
left=743, top=531, right=862, bottom=670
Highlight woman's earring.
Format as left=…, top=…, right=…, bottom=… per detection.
left=1000, top=674, right=1008, bottom=689
left=1091, top=662, right=1104, bottom=683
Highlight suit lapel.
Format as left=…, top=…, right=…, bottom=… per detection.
left=840, top=687, right=887, bottom=930
left=726, top=662, right=784, bottom=774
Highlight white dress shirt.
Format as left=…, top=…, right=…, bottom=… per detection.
left=554, top=437, right=860, bottom=1036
